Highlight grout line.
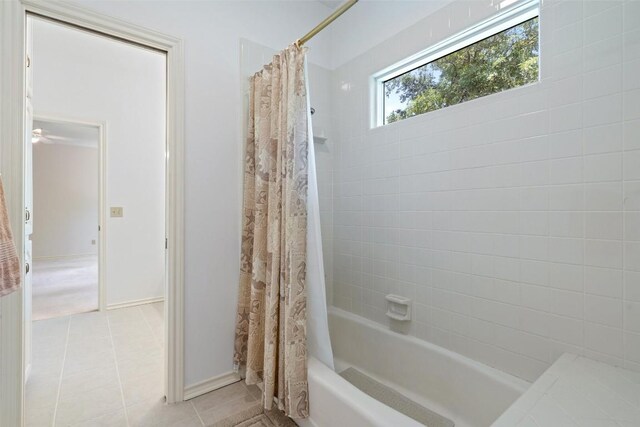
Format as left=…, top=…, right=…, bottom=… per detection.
left=134, top=305, right=166, bottom=409
left=578, top=7, right=588, bottom=362
left=139, top=305, right=162, bottom=347
left=106, top=313, right=131, bottom=427
left=621, top=0, right=628, bottom=370
left=51, top=316, right=71, bottom=427
left=137, top=304, right=167, bottom=403
left=191, top=401, right=206, bottom=426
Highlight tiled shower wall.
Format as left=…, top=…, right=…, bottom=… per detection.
left=327, top=0, right=640, bottom=381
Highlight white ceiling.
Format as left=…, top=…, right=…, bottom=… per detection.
left=32, top=120, right=99, bottom=148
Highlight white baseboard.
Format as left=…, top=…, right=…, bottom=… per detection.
left=107, top=296, right=164, bottom=310
left=183, top=371, right=241, bottom=401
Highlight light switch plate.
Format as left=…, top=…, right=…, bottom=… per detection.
left=110, top=207, right=123, bottom=217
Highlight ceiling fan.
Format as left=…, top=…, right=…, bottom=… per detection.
left=31, top=128, right=72, bottom=144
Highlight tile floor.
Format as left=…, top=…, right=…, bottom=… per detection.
left=26, top=303, right=261, bottom=426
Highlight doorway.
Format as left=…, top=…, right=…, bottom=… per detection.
left=24, top=15, right=169, bottom=426
left=30, top=118, right=102, bottom=321
left=0, top=3, right=185, bottom=425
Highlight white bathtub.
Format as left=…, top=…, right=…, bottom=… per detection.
left=298, top=307, right=530, bottom=427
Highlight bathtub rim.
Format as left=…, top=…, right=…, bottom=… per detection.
left=328, top=305, right=531, bottom=394
left=297, top=356, right=423, bottom=427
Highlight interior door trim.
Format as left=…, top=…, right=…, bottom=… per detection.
left=0, top=2, right=185, bottom=425
left=32, top=114, right=108, bottom=312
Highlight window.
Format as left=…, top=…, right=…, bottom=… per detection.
left=373, top=0, right=539, bottom=126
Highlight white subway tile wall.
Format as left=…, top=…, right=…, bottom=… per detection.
left=322, top=0, right=640, bottom=382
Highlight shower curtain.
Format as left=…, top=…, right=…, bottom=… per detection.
left=233, top=43, right=332, bottom=419
left=303, top=57, right=335, bottom=373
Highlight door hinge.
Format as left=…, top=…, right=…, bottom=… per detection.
left=165, top=238, right=168, bottom=249
left=25, top=208, right=30, bottom=222
left=26, top=55, right=31, bottom=68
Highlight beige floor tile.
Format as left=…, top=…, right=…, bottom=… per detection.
left=126, top=397, right=202, bottom=427
left=140, top=303, right=163, bottom=327
left=117, top=353, right=163, bottom=382
left=28, top=304, right=169, bottom=427
left=68, top=314, right=110, bottom=338
left=196, top=392, right=260, bottom=425
left=113, top=344, right=162, bottom=364
left=64, top=344, right=113, bottom=364
left=66, top=329, right=112, bottom=345
left=112, top=333, right=160, bottom=353
left=33, top=316, right=70, bottom=338
left=32, top=337, right=67, bottom=356
left=65, top=334, right=113, bottom=355
left=191, top=381, right=256, bottom=415
left=112, top=338, right=159, bottom=358
left=142, top=302, right=163, bottom=316
left=25, top=402, right=55, bottom=427
left=67, top=409, right=127, bottom=427
left=25, top=373, right=59, bottom=406
left=109, top=320, right=151, bottom=337
left=29, top=350, right=66, bottom=379
left=70, top=310, right=107, bottom=322
left=33, top=318, right=70, bottom=352
left=108, top=307, right=145, bottom=325
left=63, top=344, right=114, bottom=363
left=55, top=383, right=124, bottom=426
left=32, top=341, right=66, bottom=362
left=121, top=370, right=164, bottom=407
left=63, top=349, right=116, bottom=376
left=59, top=366, right=120, bottom=397
left=149, top=326, right=163, bottom=343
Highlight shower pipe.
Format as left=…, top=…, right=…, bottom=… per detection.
left=295, top=0, right=359, bottom=47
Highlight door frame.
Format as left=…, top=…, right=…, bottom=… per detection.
left=0, top=2, right=185, bottom=425
left=31, top=114, right=108, bottom=312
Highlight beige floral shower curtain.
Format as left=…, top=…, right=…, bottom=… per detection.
left=233, top=44, right=310, bottom=419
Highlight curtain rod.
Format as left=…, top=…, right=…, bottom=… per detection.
left=296, top=0, right=359, bottom=47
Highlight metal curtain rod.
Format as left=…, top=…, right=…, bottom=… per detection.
left=296, top=0, right=359, bottom=47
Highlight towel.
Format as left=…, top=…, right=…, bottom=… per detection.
left=0, top=178, right=20, bottom=297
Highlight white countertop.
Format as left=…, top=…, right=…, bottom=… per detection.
left=491, top=353, right=640, bottom=427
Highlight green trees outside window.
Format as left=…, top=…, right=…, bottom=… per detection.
left=384, top=17, right=539, bottom=124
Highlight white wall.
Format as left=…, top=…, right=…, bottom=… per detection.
left=325, top=0, right=451, bottom=69
left=32, top=19, right=166, bottom=307
left=64, top=0, right=335, bottom=388
left=32, top=142, right=98, bottom=259
left=329, top=0, right=640, bottom=382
